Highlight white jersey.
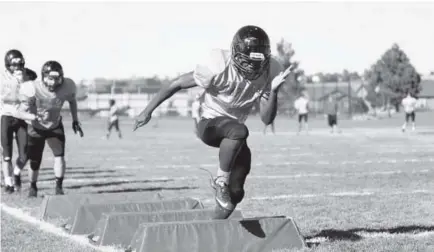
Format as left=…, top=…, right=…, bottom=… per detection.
left=109, top=105, right=119, bottom=122
left=401, top=96, right=417, bottom=113
left=193, top=49, right=283, bottom=123
left=0, top=69, right=31, bottom=117
left=294, top=97, right=309, bottom=114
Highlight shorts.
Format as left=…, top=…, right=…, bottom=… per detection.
left=298, top=113, right=308, bottom=123
left=28, top=121, right=66, bottom=160
left=197, top=116, right=249, bottom=148
left=405, top=112, right=415, bottom=122
left=108, top=119, right=120, bottom=131
left=327, top=114, right=338, bottom=127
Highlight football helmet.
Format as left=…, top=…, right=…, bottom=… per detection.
left=4, top=49, right=25, bottom=78
left=41, top=61, right=64, bottom=92
left=231, top=25, right=271, bottom=80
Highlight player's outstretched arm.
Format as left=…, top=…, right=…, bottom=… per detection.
left=260, top=65, right=292, bottom=125
left=134, top=71, right=197, bottom=130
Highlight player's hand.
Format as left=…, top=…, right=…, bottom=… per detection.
left=72, top=121, right=84, bottom=137
left=133, top=111, right=152, bottom=131
left=271, top=65, right=294, bottom=91
left=36, top=111, right=49, bottom=121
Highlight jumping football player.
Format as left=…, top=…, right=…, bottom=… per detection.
left=0, top=49, right=37, bottom=193
left=401, top=91, right=417, bottom=132
left=20, top=61, right=84, bottom=197
left=134, top=25, right=291, bottom=219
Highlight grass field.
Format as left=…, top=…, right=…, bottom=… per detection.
left=1, top=112, right=434, bottom=252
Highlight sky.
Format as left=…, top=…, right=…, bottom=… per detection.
left=1, top=1, right=433, bottom=81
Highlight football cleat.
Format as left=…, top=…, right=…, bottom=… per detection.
left=28, top=186, right=37, bottom=198
left=14, top=175, right=21, bottom=192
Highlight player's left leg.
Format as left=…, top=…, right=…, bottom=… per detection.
left=13, top=119, right=29, bottom=191
left=106, top=120, right=114, bottom=139
left=27, top=126, right=46, bottom=198
left=1, top=115, right=16, bottom=193
left=197, top=116, right=249, bottom=219
left=45, top=122, right=66, bottom=195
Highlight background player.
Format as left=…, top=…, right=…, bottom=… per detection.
left=324, top=96, right=341, bottom=133
left=401, top=91, right=418, bottom=132
left=106, top=99, right=124, bottom=139
left=0, top=49, right=37, bottom=193
left=20, top=61, right=84, bottom=197
left=294, top=91, right=309, bottom=134
left=134, top=25, right=291, bottom=219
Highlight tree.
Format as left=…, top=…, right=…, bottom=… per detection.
left=274, top=38, right=304, bottom=113
left=364, top=43, right=422, bottom=111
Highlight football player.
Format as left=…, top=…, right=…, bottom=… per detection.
left=401, top=91, right=417, bottom=132
left=134, top=25, right=291, bottom=219
left=20, top=61, right=84, bottom=197
left=1, top=49, right=37, bottom=193
left=106, top=99, right=123, bottom=139
left=294, top=91, right=309, bottom=134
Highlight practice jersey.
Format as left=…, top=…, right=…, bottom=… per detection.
left=21, top=78, right=77, bottom=130
left=294, top=97, right=309, bottom=114
left=401, top=96, right=417, bottom=113
left=0, top=69, right=32, bottom=117
left=324, top=100, right=338, bottom=115
left=193, top=49, right=283, bottom=123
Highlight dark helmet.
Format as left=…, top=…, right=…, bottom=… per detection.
left=231, top=25, right=271, bottom=80
left=41, top=61, right=64, bottom=92
left=4, top=49, right=25, bottom=73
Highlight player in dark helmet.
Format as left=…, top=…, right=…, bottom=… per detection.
left=1, top=49, right=38, bottom=193
left=18, top=60, right=84, bottom=197
left=134, top=25, right=293, bottom=219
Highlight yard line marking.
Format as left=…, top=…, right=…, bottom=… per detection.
left=109, top=157, right=434, bottom=169
left=245, top=190, right=434, bottom=201
left=0, top=203, right=122, bottom=252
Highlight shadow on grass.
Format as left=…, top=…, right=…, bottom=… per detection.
left=94, top=186, right=199, bottom=194
left=64, top=179, right=175, bottom=189
left=305, top=225, right=434, bottom=247
left=36, top=174, right=135, bottom=182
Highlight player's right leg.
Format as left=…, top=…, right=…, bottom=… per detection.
left=114, top=119, right=122, bottom=138
left=411, top=111, right=416, bottom=131
left=297, top=114, right=302, bottom=134
left=13, top=119, right=29, bottom=192
left=27, top=125, right=46, bottom=197
left=45, top=122, right=67, bottom=195
left=197, top=116, right=249, bottom=219
left=1, top=115, right=16, bottom=193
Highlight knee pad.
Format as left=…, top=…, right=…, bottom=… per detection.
left=227, top=124, right=249, bottom=140
left=16, top=157, right=28, bottom=169
left=230, top=187, right=245, bottom=205
left=30, top=160, right=41, bottom=171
